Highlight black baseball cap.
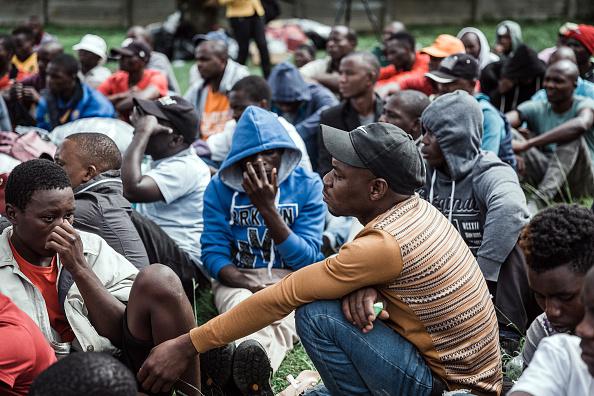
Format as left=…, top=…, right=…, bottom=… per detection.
left=110, top=38, right=151, bottom=63
left=425, top=53, right=480, bottom=83
left=321, top=122, right=426, bottom=195
left=133, top=96, right=199, bottom=144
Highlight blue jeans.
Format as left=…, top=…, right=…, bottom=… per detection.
left=296, top=300, right=434, bottom=396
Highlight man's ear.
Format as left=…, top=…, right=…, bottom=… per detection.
left=83, top=165, right=98, bottom=183
left=369, top=178, right=390, bottom=201
left=259, top=99, right=269, bottom=109
left=4, top=203, right=18, bottom=225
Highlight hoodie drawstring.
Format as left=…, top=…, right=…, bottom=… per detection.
left=429, top=169, right=456, bottom=223
left=267, top=188, right=281, bottom=279
left=229, top=192, right=239, bottom=225
left=448, top=180, right=456, bottom=223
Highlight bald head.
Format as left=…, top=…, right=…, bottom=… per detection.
left=196, top=40, right=228, bottom=61
left=342, top=51, right=380, bottom=81
left=549, top=46, right=577, bottom=66
left=548, top=59, right=580, bottom=82
left=380, top=90, right=430, bottom=139
left=65, top=133, right=122, bottom=172
left=127, top=25, right=152, bottom=47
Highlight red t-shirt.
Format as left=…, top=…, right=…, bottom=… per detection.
left=398, top=75, right=436, bottom=96
left=0, top=293, right=57, bottom=396
left=376, top=52, right=430, bottom=88
left=97, top=68, right=168, bottom=97
left=9, top=240, right=75, bottom=343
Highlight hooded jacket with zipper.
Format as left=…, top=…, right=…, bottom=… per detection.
left=420, top=90, right=529, bottom=281
left=0, top=227, right=137, bottom=355
left=201, top=106, right=325, bottom=280
left=73, top=170, right=149, bottom=271
left=268, top=62, right=338, bottom=167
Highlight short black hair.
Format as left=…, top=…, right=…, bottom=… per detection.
left=65, top=133, right=122, bottom=172
left=231, top=75, right=271, bottom=103
left=29, top=352, right=137, bottom=396
left=0, top=34, right=16, bottom=55
left=388, top=31, right=416, bottom=51
left=388, top=90, right=431, bottom=118
left=296, top=43, right=316, bottom=58
left=343, top=51, right=381, bottom=81
left=11, top=25, right=34, bottom=41
left=5, top=159, right=71, bottom=211
left=48, top=53, right=80, bottom=77
left=520, top=204, right=594, bottom=274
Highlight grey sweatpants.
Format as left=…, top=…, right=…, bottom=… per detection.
left=515, top=132, right=594, bottom=203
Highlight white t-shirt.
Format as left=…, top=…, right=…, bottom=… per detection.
left=206, top=115, right=312, bottom=171
left=510, top=334, right=594, bottom=396
left=136, top=147, right=210, bottom=263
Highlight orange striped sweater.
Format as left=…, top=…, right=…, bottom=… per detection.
left=190, top=195, right=502, bottom=395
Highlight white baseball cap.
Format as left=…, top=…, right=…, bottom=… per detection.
left=73, top=34, right=107, bottom=60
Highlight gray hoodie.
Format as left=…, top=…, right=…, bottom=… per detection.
left=420, top=90, right=529, bottom=281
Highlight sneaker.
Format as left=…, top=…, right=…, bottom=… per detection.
left=200, top=343, right=236, bottom=395
left=232, top=340, right=273, bottom=396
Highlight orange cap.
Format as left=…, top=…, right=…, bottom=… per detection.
left=421, top=34, right=466, bottom=58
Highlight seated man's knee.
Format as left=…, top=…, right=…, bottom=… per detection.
left=296, top=300, right=342, bottom=328
left=133, top=264, right=185, bottom=301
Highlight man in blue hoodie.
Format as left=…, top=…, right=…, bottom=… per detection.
left=268, top=62, right=338, bottom=170
left=200, top=106, right=325, bottom=395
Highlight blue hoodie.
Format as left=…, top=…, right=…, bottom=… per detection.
left=201, top=106, right=325, bottom=280
left=268, top=62, right=338, bottom=167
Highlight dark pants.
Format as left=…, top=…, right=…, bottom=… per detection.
left=229, top=14, right=271, bottom=78
left=490, top=244, right=542, bottom=335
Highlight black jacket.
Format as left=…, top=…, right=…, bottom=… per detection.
left=317, top=95, right=383, bottom=177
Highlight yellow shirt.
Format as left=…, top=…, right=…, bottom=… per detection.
left=218, top=0, right=264, bottom=18
left=12, top=53, right=38, bottom=76
left=190, top=196, right=503, bottom=396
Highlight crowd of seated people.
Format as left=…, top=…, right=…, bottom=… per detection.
left=1, top=12, right=594, bottom=396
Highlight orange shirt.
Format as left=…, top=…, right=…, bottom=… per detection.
left=0, top=68, right=26, bottom=91
left=97, top=68, right=168, bottom=97
left=376, top=52, right=430, bottom=88
left=200, top=86, right=232, bottom=139
left=9, top=240, right=75, bottom=343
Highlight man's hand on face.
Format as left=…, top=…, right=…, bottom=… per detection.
left=131, top=110, right=173, bottom=138
left=137, top=333, right=197, bottom=394
left=45, top=220, right=87, bottom=274
left=341, top=287, right=389, bottom=333
left=242, top=160, right=278, bottom=212
left=22, top=86, right=40, bottom=103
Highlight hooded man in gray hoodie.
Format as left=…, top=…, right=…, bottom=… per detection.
left=420, top=90, right=534, bottom=334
